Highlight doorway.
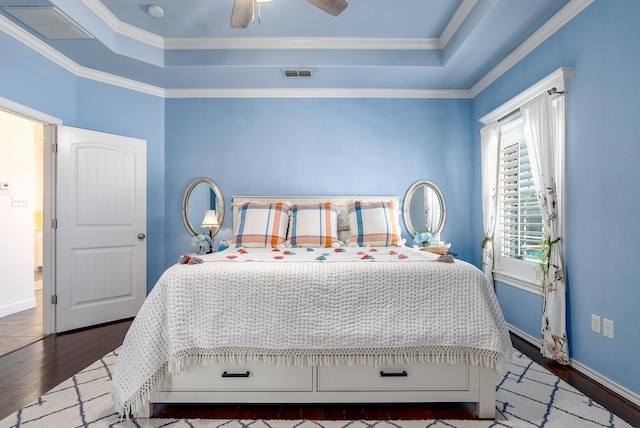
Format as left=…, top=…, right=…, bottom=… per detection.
left=0, top=110, right=45, bottom=356
left=0, top=99, right=147, bottom=340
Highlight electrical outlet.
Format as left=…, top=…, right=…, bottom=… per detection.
left=603, top=319, right=614, bottom=339
left=591, top=314, right=601, bottom=333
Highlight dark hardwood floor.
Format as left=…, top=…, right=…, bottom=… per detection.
left=0, top=319, right=131, bottom=421
left=0, top=320, right=638, bottom=426
left=510, top=334, right=640, bottom=426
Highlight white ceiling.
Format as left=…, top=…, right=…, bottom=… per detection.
left=0, top=0, right=586, bottom=96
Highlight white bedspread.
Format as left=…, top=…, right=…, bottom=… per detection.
left=112, top=246, right=511, bottom=415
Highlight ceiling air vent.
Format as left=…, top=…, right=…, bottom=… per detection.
left=282, top=69, right=313, bottom=78
left=2, top=6, right=93, bottom=40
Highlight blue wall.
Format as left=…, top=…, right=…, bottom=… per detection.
left=0, top=30, right=166, bottom=290
left=164, top=98, right=474, bottom=267
left=75, top=80, right=166, bottom=287
left=0, top=31, right=76, bottom=123
left=472, top=0, right=640, bottom=397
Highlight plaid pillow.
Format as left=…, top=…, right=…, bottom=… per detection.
left=232, top=202, right=291, bottom=248
left=289, top=203, right=339, bottom=248
left=347, top=200, right=403, bottom=247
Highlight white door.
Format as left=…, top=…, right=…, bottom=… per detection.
left=55, top=125, right=146, bottom=332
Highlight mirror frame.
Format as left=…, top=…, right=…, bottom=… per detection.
left=181, top=177, right=225, bottom=237
left=403, top=179, right=447, bottom=238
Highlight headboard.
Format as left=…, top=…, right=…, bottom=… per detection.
left=231, top=196, right=402, bottom=241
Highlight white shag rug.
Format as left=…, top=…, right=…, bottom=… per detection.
left=0, top=348, right=632, bottom=428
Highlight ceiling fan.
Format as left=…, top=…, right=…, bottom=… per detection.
left=230, top=0, right=348, bottom=28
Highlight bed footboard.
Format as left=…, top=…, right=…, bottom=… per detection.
left=133, top=360, right=496, bottom=419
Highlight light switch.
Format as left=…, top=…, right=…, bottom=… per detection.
left=11, top=196, right=29, bottom=207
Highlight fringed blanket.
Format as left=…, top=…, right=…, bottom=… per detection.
left=112, top=247, right=511, bottom=416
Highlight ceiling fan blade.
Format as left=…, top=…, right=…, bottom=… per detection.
left=230, top=0, right=253, bottom=28
left=306, top=0, right=348, bottom=17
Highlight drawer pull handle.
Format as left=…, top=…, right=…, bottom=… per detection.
left=222, top=371, right=251, bottom=378
left=379, top=370, right=408, bottom=377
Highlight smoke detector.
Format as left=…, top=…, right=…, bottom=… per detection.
left=147, top=5, right=165, bottom=18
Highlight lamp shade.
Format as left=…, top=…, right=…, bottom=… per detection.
left=201, top=210, right=219, bottom=228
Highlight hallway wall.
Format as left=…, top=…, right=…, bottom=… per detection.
left=0, top=110, right=37, bottom=317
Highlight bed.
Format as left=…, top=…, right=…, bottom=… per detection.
left=112, top=196, right=512, bottom=419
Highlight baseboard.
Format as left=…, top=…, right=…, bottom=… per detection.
left=507, top=324, right=640, bottom=408
left=570, top=359, right=640, bottom=408
left=0, top=297, right=36, bottom=318
left=507, top=324, right=541, bottom=347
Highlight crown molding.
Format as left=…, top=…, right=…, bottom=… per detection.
left=1, top=0, right=590, bottom=100
left=83, top=0, right=440, bottom=51
left=0, top=13, right=465, bottom=100
left=164, top=37, right=439, bottom=50
left=479, top=67, right=574, bottom=124
left=165, top=88, right=471, bottom=99
left=0, top=14, right=79, bottom=75
left=75, top=66, right=165, bottom=97
left=470, top=0, right=594, bottom=97
left=0, top=14, right=463, bottom=99
left=440, top=0, right=476, bottom=49
left=82, top=0, right=165, bottom=48
left=0, top=14, right=165, bottom=98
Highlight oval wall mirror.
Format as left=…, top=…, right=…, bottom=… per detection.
left=403, top=180, right=447, bottom=238
left=182, top=177, right=225, bottom=237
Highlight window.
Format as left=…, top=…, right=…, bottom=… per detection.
left=497, top=117, right=544, bottom=263
left=480, top=67, right=569, bottom=294
left=491, top=98, right=565, bottom=293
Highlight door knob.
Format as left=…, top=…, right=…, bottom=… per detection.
left=138, top=233, right=146, bottom=240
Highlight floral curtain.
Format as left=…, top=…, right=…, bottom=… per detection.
left=480, top=123, right=500, bottom=284
left=521, top=94, right=569, bottom=364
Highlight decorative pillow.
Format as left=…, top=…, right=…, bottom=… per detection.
left=289, top=203, right=339, bottom=248
left=232, top=202, right=291, bottom=248
left=347, top=200, right=403, bottom=247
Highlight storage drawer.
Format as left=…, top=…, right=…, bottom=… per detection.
left=161, top=361, right=313, bottom=392
left=317, top=363, right=469, bottom=391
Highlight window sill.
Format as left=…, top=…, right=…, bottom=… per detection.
left=493, top=270, right=541, bottom=295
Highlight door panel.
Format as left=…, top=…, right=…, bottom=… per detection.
left=55, top=126, right=146, bottom=332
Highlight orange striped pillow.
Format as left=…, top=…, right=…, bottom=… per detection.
left=289, top=203, right=339, bottom=248
left=232, top=202, right=291, bottom=248
left=346, top=200, right=403, bottom=247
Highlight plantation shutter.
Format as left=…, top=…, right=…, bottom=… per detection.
left=498, top=117, right=544, bottom=261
